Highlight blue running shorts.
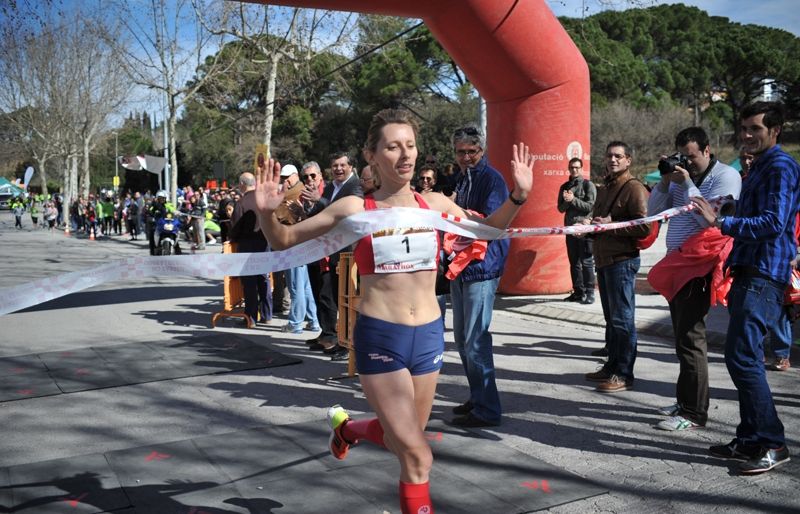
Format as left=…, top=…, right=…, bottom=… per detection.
left=354, top=314, right=444, bottom=376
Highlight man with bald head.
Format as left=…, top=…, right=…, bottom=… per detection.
left=230, top=171, right=271, bottom=325
left=360, top=164, right=378, bottom=195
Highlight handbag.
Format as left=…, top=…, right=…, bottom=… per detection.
left=636, top=220, right=660, bottom=250
left=785, top=269, right=800, bottom=305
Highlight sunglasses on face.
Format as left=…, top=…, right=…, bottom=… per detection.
left=302, top=174, right=317, bottom=180
left=419, top=176, right=434, bottom=182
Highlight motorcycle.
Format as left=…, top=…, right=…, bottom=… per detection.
left=156, top=215, right=182, bottom=256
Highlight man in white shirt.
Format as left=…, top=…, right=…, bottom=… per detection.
left=648, top=126, right=741, bottom=432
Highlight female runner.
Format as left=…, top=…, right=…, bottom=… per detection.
left=255, top=109, right=533, bottom=513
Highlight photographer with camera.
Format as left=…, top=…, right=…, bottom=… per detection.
left=647, top=127, right=741, bottom=432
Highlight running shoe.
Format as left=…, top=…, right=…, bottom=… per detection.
left=738, top=446, right=790, bottom=474
left=327, top=404, right=352, bottom=460
left=655, top=415, right=701, bottom=431
left=657, top=403, right=681, bottom=416
left=709, top=439, right=760, bottom=461
left=768, top=358, right=790, bottom=372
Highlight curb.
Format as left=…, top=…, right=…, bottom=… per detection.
left=494, top=295, right=730, bottom=350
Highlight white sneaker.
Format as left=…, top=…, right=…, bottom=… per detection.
left=655, top=415, right=701, bottom=431
left=656, top=403, right=681, bottom=416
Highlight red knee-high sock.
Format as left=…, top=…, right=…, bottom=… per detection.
left=399, top=481, right=433, bottom=514
left=341, top=417, right=386, bottom=448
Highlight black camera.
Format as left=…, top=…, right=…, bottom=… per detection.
left=658, top=152, right=689, bottom=175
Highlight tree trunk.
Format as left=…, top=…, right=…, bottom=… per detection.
left=169, top=94, right=179, bottom=205
left=80, top=141, right=92, bottom=197
left=263, top=53, right=281, bottom=149
left=36, top=157, right=50, bottom=196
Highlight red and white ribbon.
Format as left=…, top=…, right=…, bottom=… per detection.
left=0, top=196, right=733, bottom=316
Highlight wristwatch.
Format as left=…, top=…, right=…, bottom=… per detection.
left=714, top=215, right=726, bottom=229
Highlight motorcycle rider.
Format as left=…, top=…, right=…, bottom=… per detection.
left=156, top=211, right=182, bottom=255
left=147, top=190, right=175, bottom=255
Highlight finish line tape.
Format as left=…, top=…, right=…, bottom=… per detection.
left=0, top=197, right=729, bottom=316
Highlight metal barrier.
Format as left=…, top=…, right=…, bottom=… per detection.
left=336, top=252, right=360, bottom=378
left=211, top=241, right=253, bottom=328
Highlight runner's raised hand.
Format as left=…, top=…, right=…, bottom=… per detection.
left=510, top=143, right=534, bottom=200
left=254, top=158, right=284, bottom=215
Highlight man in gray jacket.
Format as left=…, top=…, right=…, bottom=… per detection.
left=557, top=157, right=597, bottom=304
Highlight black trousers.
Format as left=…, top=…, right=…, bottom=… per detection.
left=241, top=274, right=271, bottom=322
left=237, top=238, right=271, bottom=323
left=566, top=235, right=595, bottom=297
left=272, top=271, right=290, bottom=314
left=668, top=273, right=712, bottom=425
left=308, top=260, right=339, bottom=341
left=147, top=219, right=156, bottom=255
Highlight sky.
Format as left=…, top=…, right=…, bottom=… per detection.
left=547, top=1, right=800, bottom=36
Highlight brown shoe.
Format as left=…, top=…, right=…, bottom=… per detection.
left=585, top=368, right=612, bottom=382
left=596, top=375, right=632, bottom=393
left=769, top=358, right=790, bottom=372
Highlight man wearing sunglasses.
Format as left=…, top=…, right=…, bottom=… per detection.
left=416, top=166, right=437, bottom=193
left=299, top=161, right=324, bottom=211
left=449, top=125, right=510, bottom=428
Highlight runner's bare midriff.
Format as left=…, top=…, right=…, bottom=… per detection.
left=358, top=271, right=439, bottom=326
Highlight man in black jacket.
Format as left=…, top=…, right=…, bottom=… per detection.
left=306, top=152, right=363, bottom=358
left=230, top=172, right=271, bottom=325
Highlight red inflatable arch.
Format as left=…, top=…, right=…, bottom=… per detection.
left=249, top=0, right=590, bottom=294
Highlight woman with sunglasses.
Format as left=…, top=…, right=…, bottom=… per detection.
left=255, top=109, right=532, bottom=513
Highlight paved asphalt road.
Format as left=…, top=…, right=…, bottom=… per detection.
left=0, top=211, right=798, bottom=513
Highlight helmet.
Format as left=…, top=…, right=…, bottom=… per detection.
left=156, top=190, right=168, bottom=199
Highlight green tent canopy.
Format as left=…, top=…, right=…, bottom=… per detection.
left=0, top=177, right=24, bottom=196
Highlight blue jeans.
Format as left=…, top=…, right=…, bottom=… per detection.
left=597, top=257, right=639, bottom=382
left=768, top=309, right=792, bottom=360
left=285, top=265, right=319, bottom=331
left=725, top=275, right=786, bottom=448
left=451, top=276, right=501, bottom=423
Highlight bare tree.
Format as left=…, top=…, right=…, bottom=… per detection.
left=203, top=2, right=356, bottom=150
left=0, top=5, right=131, bottom=223
left=110, top=0, right=236, bottom=204
left=0, top=28, right=65, bottom=195
left=590, top=100, right=692, bottom=178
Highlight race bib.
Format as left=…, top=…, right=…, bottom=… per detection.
left=371, top=228, right=437, bottom=273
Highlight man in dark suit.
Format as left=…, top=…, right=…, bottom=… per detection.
left=306, top=152, right=363, bottom=359
left=230, top=172, right=271, bottom=325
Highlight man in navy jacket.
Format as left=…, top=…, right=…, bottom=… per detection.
left=449, top=126, right=509, bottom=427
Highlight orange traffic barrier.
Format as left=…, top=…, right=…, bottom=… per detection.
left=211, top=241, right=254, bottom=328
left=336, top=252, right=360, bottom=378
